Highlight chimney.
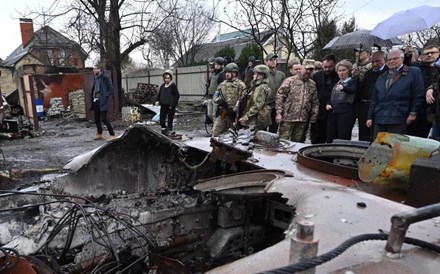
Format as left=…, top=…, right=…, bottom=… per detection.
left=20, top=18, right=34, bottom=47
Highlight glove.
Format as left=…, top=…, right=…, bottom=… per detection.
left=216, top=98, right=229, bottom=109
left=227, top=109, right=237, bottom=120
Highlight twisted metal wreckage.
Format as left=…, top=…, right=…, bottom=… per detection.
left=1, top=124, right=440, bottom=273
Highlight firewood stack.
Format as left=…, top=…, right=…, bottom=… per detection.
left=46, top=97, right=64, bottom=117
left=69, top=90, right=87, bottom=119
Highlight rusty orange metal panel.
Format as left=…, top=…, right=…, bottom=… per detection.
left=34, top=73, right=85, bottom=109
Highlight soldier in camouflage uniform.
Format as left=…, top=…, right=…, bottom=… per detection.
left=352, top=48, right=372, bottom=81
left=239, top=65, right=272, bottom=130
left=206, top=57, right=226, bottom=123
left=212, top=63, right=246, bottom=136
left=276, top=59, right=319, bottom=142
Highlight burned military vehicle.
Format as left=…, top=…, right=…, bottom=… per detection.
left=0, top=124, right=439, bottom=273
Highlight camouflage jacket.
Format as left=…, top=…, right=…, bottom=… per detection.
left=352, top=61, right=372, bottom=81
left=213, top=78, right=246, bottom=110
left=242, top=78, right=272, bottom=129
left=275, top=75, right=319, bottom=123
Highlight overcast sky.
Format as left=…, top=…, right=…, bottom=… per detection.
left=0, top=0, right=439, bottom=62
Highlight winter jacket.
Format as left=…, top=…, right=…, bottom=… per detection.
left=157, top=82, right=180, bottom=107
left=368, top=65, right=424, bottom=125
left=275, top=75, right=319, bottom=123
left=329, top=78, right=358, bottom=113
left=91, top=71, right=113, bottom=111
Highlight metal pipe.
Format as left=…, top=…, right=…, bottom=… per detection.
left=289, top=220, right=319, bottom=274
left=385, top=203, right=440, bottom=254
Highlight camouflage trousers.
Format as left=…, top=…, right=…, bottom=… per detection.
left=207, top=98, right=218, bottom=121
left=278, top=121, right=307, bottom=142
left=212, top=116, right=233, bottom=137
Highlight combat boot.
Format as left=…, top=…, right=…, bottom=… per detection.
left=94, top=133, right=103, bottom=140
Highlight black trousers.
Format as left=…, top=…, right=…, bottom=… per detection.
left=326, top=110, right=353, bottom=143
left=373, top=124, right=407, bottom=141
left=268, top=107, right=278, bottom=133
left=310, top=118, right=327, bottom=144
left=358, top=101, right=373, bottom=142
left=160, top=104, right=176, bottom=130
left=93, top=101, right=114, bottom=135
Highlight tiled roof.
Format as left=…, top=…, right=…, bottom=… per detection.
left=2, top=26, right=86, bottom=66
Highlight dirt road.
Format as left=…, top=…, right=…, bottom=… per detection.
left=0, top=111, right=207, bottom=184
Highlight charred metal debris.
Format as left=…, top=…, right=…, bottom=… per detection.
left=1, top=124, right=440, bottom=273
left=0, top=124, right=295, bottom=273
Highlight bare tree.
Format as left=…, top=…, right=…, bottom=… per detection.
left=215, top=0, right=339, bottom=62
left=147, top=0, right=217, bottom=67
left=24, top=0, right=177, bottom=90
left=400, top=26, right=440, bottom=49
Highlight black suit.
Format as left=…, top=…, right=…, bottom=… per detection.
left=311, top=70, right=339, bottom=143
left=356, top=65, right=388, bottom=142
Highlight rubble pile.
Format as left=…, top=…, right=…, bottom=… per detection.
left=46, top=97, right=64, bottom=117
left=0, top=125, right=291, bottom=273
left=69, top=89, right=87, bottom=119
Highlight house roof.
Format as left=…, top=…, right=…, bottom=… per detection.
left=183, top=30, right=273, bottom=65
left=2, top=25, right=87, bottom=67
left=210, top=29, right=252, bottom=43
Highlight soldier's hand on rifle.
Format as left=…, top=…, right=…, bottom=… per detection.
left=217, top=98, right=229, bottom=109
left=275, top=114, right=283, bottom=124
left=227, top=109, right=236, bottom=120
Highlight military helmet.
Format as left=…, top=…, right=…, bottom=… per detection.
left=224, top=62, right=239, bottom=73
left=253, top=64, right=270, bottom=78
left=162, top=69, right=173, bottom=79
left=214, top=57, right=225, bottom=65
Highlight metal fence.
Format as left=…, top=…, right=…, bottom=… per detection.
left=122, top=65, right=210, bottom=102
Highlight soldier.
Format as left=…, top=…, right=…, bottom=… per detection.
left=352, top=47, right=372, bottom=81
left=212, top=63, right=246, bottom=136
left=206, top=57, right=226, bottom=123
left=276, top=59, right=319, bottom=142
left=265, top=53, right=286, bottom=133
left=239, top=65, right=272, bottom=130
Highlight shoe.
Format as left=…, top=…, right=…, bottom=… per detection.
left=107, top=135, right=116, bottom=142
left=94, top=133, right=103, bottom=140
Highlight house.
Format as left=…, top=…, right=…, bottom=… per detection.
left=0, top=19, right=87, bottom=96
left=0, top=19, right=94, bottom=129
left=178, top=29, right=294, bottom=66
left=2, top=18, right=87, bottom=69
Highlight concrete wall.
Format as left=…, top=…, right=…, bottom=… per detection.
left=0, top=67, right=16, bottom=95
left=122, top=65, right=210, bottom=102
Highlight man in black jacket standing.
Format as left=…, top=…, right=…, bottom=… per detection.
left=356, top=51, right=387, bottom=142
left=407, top=45, right=440, bottom=138
left=311, top=54, right=339, bottom=143
left=91, top=64, right=115, bottom=142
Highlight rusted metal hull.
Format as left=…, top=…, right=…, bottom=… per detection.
left=297, top=143, right=367, bottom=180
left=207, top=178, right=440, bottom=273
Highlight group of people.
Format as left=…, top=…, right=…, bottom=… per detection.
left=202, top=44, right=440, bottom=144
left=94, top=44, right=439, bottom=143
left=206, top=54, right=284, bottom=137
